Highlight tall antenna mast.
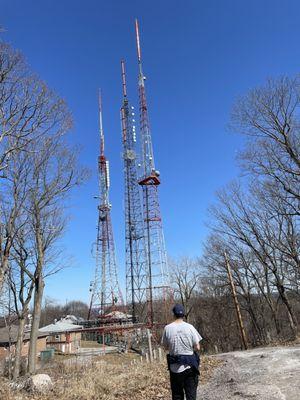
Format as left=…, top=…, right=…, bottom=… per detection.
left=135, top=19, right=155, bottom=176
left=98, top=89, right=105, bottom=157
left=88, top=91, right=123, bottom=319
left=121, top=60, right=148, bottom=323
left=135, top=19, right=170, bottom=326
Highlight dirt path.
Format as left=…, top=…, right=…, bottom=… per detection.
left=198, top=345, right=300, bottom=399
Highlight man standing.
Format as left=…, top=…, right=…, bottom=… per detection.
left=162, top=304, right=202, bottom=400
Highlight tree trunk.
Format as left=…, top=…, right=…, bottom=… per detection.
left=0, top=255, right=10, bottom=294
left=28, top=274, right=44, bottom=374
left=13, top=317, right=25, bottom=379
left=0, top=268, right=6, bottom=294
left=269, top=303, right=281, bottom=336
left=246, top=305, right=264, bottom=345
left=277, top=283, right=298, bottom=336
left=262, top=288, right=281, bottom=336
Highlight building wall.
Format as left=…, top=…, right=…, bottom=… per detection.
left=46, top=331, right=81, bottom=354
left=36, top=337, right=47, bottom=354
left=0, top=346, right=9, bottom=358
left=0, top=337, right=47, bottom=360
left=21, top=340, right=29, bottom=357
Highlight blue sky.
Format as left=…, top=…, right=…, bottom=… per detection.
left=2, top=0, right=300, bottom=304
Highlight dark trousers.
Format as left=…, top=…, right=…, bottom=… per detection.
left=170, top=368, right=199, bottom=400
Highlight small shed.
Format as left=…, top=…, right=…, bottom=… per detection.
left=39, top=321, right=82, bottom=354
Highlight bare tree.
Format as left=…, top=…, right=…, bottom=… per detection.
left=63, top=300, right=89, bottom=319
left=1, top=130, right=84, bottom=376
left=0, top=146, right=31, bottom=295
left=39, top=298, right=89, bottom=327
left=8, top=228, right=35, bottom=379
left=170, top=257, right=201, bottom=321
left=0, top=40, right=87, bottom=377
left=231, top=76, right=300, bottom=216
left=25, top=134, right=86, bottom=374
left=202, top=233, right=276, bottom=345
left=193, top=76, right=300, bottom=350
left=0, top=42, right=72, bottom=293
left=209, top=182, right=298, bottom=337
left=0, top=43, right=70, bottom=172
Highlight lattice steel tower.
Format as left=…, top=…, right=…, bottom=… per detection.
left=135, top=20, right=170, bottom=326
left=120, top=60, right=148, bottom=323
left=88, top=92, right=123, bottom=319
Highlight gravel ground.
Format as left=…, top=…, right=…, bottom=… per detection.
left=198, top=345, right=300, bottom=400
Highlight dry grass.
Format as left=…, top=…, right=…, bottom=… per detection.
left=0, top=353, right=221, bottom=400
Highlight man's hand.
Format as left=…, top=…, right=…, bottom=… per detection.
left=194, top=342, right=200, bottom=352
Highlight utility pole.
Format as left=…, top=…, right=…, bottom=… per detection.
left=224, top=251, right=248, bottom=350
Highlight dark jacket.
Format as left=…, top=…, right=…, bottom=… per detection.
left=167, top=352, right=200, bottom=375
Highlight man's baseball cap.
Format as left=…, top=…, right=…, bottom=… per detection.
left=172, top=304, right=185, bottom=317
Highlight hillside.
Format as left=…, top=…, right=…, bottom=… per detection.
left=1, top=353, right=219, bottom=400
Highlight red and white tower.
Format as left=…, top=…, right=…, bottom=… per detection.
left=88, top=91, right=123, bottom=319
left=135, top=20, right=170, bottom=326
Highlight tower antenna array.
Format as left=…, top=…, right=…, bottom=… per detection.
left=120, top=60, right=148, bottom=323
left=88, top=91, right=123, bottom=319
left=135, top=19, right=170, bottom=326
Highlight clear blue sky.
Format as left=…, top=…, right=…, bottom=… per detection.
left=2, top=0, right=300, bottom=304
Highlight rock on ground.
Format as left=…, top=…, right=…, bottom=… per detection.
left=198, top=344, right=300, bottom=400
left=24, top=373, right=53, bottom=393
